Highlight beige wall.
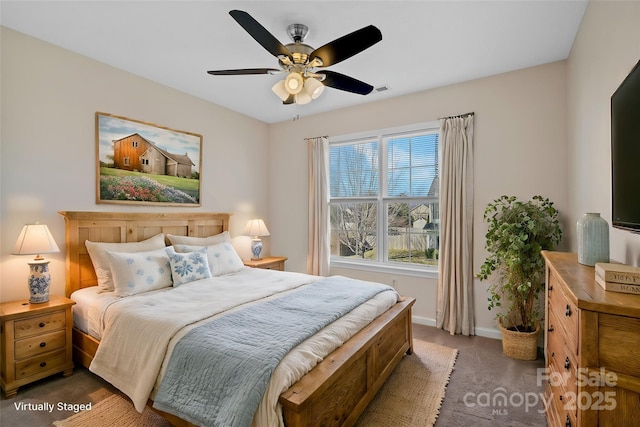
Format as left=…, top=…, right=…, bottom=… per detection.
left=0, top=28, right=270, bottom=302
left=566, top=1, right=640, bottom=265
left=268, top=61, right=569, bottom=336
left=8, top=2, right=634, bottom=337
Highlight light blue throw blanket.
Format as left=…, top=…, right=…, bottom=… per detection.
left=153, top=276, right=393, bottom=427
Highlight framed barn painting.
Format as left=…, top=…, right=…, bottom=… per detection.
left=96, top=112, right=202, bottom=206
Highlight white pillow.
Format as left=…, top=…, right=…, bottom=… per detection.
left=106, top=247, right=173, bottom=297
left=167, top=231, right=230, bottom=246
left=174, top=241, right=244, bottom=276
left=166, top=246, right=212, bottom=286
left=85, top=233, right=166, bottom=293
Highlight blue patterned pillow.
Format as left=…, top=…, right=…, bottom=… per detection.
left=174, top=242, right=244, bottom=276
left=166, top=246, right=212, bottom=286
left=106, top=247, right=172, bottom=297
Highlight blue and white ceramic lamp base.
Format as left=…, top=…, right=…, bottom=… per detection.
left=28, top=260, right=51, bottom=303
left=577, top=213, right=609, bottom=266
left=251, top=238, right=263, bottom=260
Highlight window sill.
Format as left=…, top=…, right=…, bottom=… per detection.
left=330, top=259, right=439, bottom=279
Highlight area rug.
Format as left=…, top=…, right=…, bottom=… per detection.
left=53, top=340, right=457, bottom=427
left=354, top=340, right=458, bottom=427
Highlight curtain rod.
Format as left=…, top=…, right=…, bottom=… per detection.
left=439, top=112, right=475, bottom=120
left=304, top=136, right=329, bottom=140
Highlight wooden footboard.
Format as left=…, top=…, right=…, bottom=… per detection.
left=280, top=296, right=414, bottom=427
left=72, top=297, right=414, bottom=427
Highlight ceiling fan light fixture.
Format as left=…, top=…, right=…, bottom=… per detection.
left=284, top=72, right=304, bottom=94
left=271, top=80, right=289, bottom=101
left=304, top=77, right=325, bottom=99
left=295, top=91, right=312, bottom=105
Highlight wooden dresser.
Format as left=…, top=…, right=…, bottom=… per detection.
left=542, top=251, right=640, bottom=427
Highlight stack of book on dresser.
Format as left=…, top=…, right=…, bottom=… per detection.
left=594, top=262, right=640, bottom=295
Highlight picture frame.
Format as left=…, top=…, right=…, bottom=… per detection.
left=96, top=112, right=202, bottom=206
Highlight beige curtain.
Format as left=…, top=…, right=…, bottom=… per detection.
left=307, top=136, right=330, bottom=276
left=436, top=115, right=475, bottom=335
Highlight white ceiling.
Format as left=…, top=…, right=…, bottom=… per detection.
left=1, top=1, right=588, bottom=124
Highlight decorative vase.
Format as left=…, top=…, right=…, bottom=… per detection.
left=577, top=213, right=609, bottom=266
left=28, top=260, right=51, bottom=303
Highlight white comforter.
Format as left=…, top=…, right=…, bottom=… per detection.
left=89, top=268, right=398, bottom=427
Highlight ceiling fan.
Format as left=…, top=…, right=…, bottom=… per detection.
left=207, top=10, right=382, bottom=105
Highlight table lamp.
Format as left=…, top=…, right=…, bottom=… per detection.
left=12, top=223, right=60, bottom=303
left=243, top=219, right=270, bottom=260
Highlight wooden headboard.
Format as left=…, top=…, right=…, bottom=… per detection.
left=59, top=211, right=231, bottom=297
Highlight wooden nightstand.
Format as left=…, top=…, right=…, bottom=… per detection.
left=243, top=256, right=287, bottom=271
left=0, top=295, right=75, bottom=398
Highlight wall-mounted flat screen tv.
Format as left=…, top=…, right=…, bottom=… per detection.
left=611, top=59, right=640, bottom=233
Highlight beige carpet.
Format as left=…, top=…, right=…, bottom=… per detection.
left=53, top=340, right=457, bottom=427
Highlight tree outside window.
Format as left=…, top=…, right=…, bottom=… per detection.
left=329, top=126, right=440, bottom=268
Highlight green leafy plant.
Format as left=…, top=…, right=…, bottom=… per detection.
left=476, top=195, right=562, bottom=332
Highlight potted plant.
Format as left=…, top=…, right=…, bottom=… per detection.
left=476, top=195, right=562, bottom=360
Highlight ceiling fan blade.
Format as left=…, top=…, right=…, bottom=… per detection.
left=229, top=10, right=292, bottom=60
left=310, top=25, right=382, bottom=67
left=207, top=68, right=280, bottom=76
left=283, top=94, right=295, bottom=105
left=318, top=70, right=374, bottom=95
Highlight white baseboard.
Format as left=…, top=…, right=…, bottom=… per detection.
left=412, top=315, right=501, bottom=340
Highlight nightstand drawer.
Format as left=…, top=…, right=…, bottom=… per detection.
left=258, top=261, right=284, bottom=270
left=15, top=349, right=66, bottom=380
left=15, top=330, right=66, bottom=359
left=14, top=311, right=66, bottom=339
left=243, top=256, right=287, bottom=271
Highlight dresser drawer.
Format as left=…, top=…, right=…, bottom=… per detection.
left=548, top=274, right=578, bottom=353
left=15, top=348, right=66, bottom=380
left=15, top=330, right=66, bottom=360
left=546, top=365, right=578, bottom=427
left=549, top=341, right=578, bottom=397
left=546, top=309, right=566, bottom=363
left=14, top=311, right=66, bottom=339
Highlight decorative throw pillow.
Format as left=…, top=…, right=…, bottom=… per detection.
left=106, top=247, right=173, bottom=297
left=85, top=233, right=166, bottom=293
left=166, top=246, right=212, bottom=286
left=174, top=241, right=244, bottom=277
left=167, top=231, right=230, bottom=246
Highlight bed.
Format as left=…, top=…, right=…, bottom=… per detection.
left=60, top=211, right=415, bottom=427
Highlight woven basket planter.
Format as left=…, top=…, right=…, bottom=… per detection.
left=499, top=318, right=540, bottom=361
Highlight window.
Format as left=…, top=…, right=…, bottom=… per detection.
left=329, top=122, right=440, bottom=271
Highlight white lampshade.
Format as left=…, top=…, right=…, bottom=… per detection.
left=12, top=223, right=60, bottom=260
left=305, top=77, right=325, bottom=99
left=271, top=80, right=289, bottom=102
left=295, top=91, right=312, bottom=105
left=243, top=219, right=271, bottom=237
